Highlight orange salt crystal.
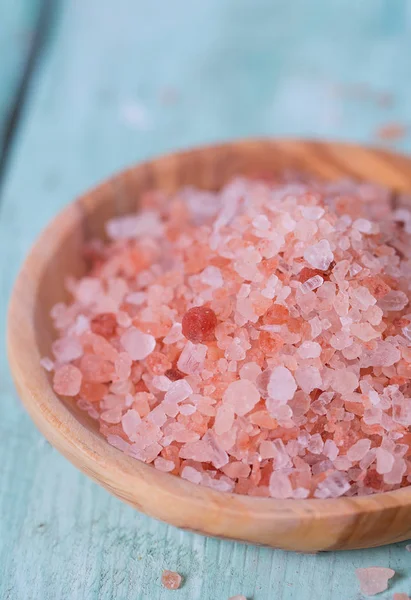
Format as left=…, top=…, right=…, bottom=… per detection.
left=145, top=352, right=172, bottom=375
left=262, top=303, right=289, bottom=325
left=363, top=276, right=391, bottom=298
left=90, top=312, right=117, bottom=337
left=182, top=306, right=217, bottom=343
left=164, top=367, right=184, bottom=381
left=79, top=381, right=107, bottom=403
left=258, top=331, right=284, bottom=355
left=161, top=570, right=182, bottom=590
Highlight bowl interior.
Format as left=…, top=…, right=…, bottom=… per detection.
left=9, top=139, right=411, bottom=551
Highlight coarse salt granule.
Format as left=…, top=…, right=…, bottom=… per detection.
left=45, top=175, right=411, bottom=499
left=356, top=567, right=395, bottom=596
left=161, top=570, right=182, bottom=590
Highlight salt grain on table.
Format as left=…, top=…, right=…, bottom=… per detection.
left=161, top=570, right=182, bottom=590
left=356, top=567, right=395, bottom=596
left=44, top=176, right=411, bottom=498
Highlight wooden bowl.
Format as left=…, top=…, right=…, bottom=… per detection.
left=8, top=139, right=411, bottom=552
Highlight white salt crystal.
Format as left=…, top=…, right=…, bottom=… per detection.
left=106, top=211, right=163, bottom=240
left=119, top=410, right=140, bottom=440
left=151, top=375, right=172, bottom=392
left=300, top=275, right=324, bottom=294
left=252, top=214, right=270, bottom=230
left=353, top=218, right=373, bottom=233
left=350, top=322, right=379, bottom=341
left=163, top=322, right=184, bottom=344
left=378, top=290, right=409, bottom=312
left=269, top=471, right=293, bottom=499
left=181, top=466, right=202, bottom=484
left=314, top=472, right=350, bottom=498
left=376, top=447, right=395, bottom=474
left=52, top=337, right=83, bottom=363
left=200, top=266, right=223, bottom=288
left=332, top=370, right=358, bottom=394
left=347, top=439, right=371, bottom=462
left=261, top=274, right=279, bottom=299
left=266, top=366, right=297, bottom=404
left=120, top=327, right=155, bottom=360
left=223, top=379, right=260, bottom=416
left=356, top=567, right=395, bottom=596
left=164, top=379, right=193, bottom=404
left=323, top=439, right=339, bottom=461
left=40, top=357, right=54, bottom=372
left=177, top=341, right=207, bottom=375
left=297, top=341, right=321, bottom=359
left=307, top=434, right=324, bottom=454
left=361, top=341, right=401, bottom=368
left=154, top=457, right=175, bottom=472
left=125, top=292, right=147, bottom=305
left=239, top=361, right=261, bottom=382
left=304, top=239, right=334, bottom=271
left=214, top=404, right=235, bottom=435
left=295, top=366, right=322, bottom=394
left=301, top=206, right=325, bottom=220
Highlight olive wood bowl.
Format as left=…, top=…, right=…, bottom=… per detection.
left=8, top=139, right=411, bottom=551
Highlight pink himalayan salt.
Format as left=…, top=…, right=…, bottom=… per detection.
left=120, top=327, right=155, bottom=360
left=406, top=545, right=411, bottom=551
left=356, top=567, right=395, bottom=596
left=229, top=596, right=247, bottom=600
left=393, top=594, right=411, bottom=600
left=161, top=570, right=182, bottom=590
left=45, top=176, right=411, bottom=499
left=53, top=365, right=82, bottom=396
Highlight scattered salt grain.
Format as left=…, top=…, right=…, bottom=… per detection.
left=161, top=570, right=182, bottom=590
left=356, top=567, right=395, bottom=596
left=120, top=327, right=155, bottom=360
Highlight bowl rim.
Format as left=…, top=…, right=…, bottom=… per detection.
left=7, top=137, right=411, bottom=546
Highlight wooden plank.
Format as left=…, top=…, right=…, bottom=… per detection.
left=1, top=1, right=411, bottom=599
left=0, top=0, right=44, bottom=155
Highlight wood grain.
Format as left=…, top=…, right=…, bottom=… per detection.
left=2, top=1, right=411, bottom=598
left=8, top=139, right=411, bottom=554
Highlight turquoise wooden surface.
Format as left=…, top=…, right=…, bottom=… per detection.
left=1, top=1, right=411, bottom=599
left=0, top=0, right=44, bottom=153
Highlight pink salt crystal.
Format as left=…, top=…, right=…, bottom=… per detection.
left=223, top=379, right=260, bottom=416
left=347, top=439, right=371, bottom=462
left=120, top=327, right=155, bottom=360
left=163, top=322, right=184, bottom=344
left=181, top=466, right=202, bottom=484
left=376, top=447, right=395, bottom=474
left=378, top=290, right=409, bottom=312
left=393, top=594, right=410, bottom=600
left=294, top=366, right=322, bottom=394
left=350, top=322, right=379, bottom=342
left=405, top=545, right=411, bottom=551
left=164, top=379, right=193, bottom=404
left=200, top=265, right=223, bottom=288
left=177, top=341, right=207, bottom=375
left=304, top=239, right=334, bottom=271
left=214, top=404, right=235, bottom=435
left=121, top=409, right=141, bottom=439
left=361, top=341, right=401, bottom=368
left=307, top=433, right=324, bottom=454
left=324, top=439, right=339, bottom=461
left=332, top=370, right=358, bottom=394
left=53, top=365, right=82, bottom=396
left=269, top=471, right=293, bottom=498
left=161, top=570, right=182, bottom=590
left=356, top=567, right=395, bottom=596
left=239, top=361, right=261, bottom=382
left=154, top=457, right=175, bottom=472
left=314, top=472, right=351, bottom=498
left=300, top=275, right=324, bottom=294
left=52, top=337, right=83, bottom=363
left=297, top=341, right=321, bottom=359
left=267, top=366, right=297, bottom=404
left=228, top=596, right=247, bottom=600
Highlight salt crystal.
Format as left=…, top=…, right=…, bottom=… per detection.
left=304, top=239, right=334, bottom=271
left=300, top=275, right=324, bottom=294
left=356, top=567, right=395, bottom=596
left=120, top=327, right=155, bottom=360
left=214, top=404, right=235, bottom=435
left=223, top=379, right=260, bottom=416
left=347, top=439, right=371, bottom=462
left=297, top=341, right=321, bottom=359
left=163, top=323, right=184, bottom=344
left=323, top=439, right=339, bottom=461
left=376, top=447, right=395, bottom=474
left=378, top=290, right=409, bottom=312
left=164, top=379, right=193, bottom=404
left=200, top=265, right=223, bottom=288
left=53, top=365, right=82, bottom=396
left=269, top=471, right=293, bottom=498
left=267, top=366, right=297, bottom=404
left=40, top=357, right=54, bottom=372
left=314, top=472, right=350, bottom=498
left=161, top=570, right=182, bottom=590
left=301, top=206, right=325, bottom=220
left=228, top=596, right=247, bottom=600
left=154, top=457, right=175, bottom=472
left=121, top=409, right=141, bottom=439
left=107, top=211, right=163, bottom=240
left=239, top=362, right=261, bottom=382
left=177, top=341, right=207, bottom=375
left=295, top=366, right=322, bottom=394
